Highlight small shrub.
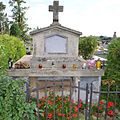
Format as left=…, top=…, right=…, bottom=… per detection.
left=0, top=75, right=37, bottom=120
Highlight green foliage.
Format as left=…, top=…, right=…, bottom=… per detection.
left=0, top=75, right=37, bottom=120
left=79, top=36, right=98, bottom=60
left=0, top=2, right=6, bottom=11
left=0, top=2, right=9, bottom=34
left=0, top=34, right=26, bottom=69
left=10, top=22, right=21, bottom=37
left=101, top=80, right=120, bottom=111
left=104, top=38, right=120, bottom=82
left=9, top=0, right=29, bottom=36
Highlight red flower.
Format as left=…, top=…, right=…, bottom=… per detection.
left=108, top=102, right=114, bottom=107
left=57, top=113, right=65, bottom=117
left=67, top=116, right=70, bottom=120
left=37, top=103, right=41, bottom=108
left=58, top=97, right=62, bottom=100
left=107, top=105, right=111, bottom=109
left=79, top=99, right=82, bottom=103
left=71, top=99, right=74, bottom=103
left=107, top=110, right=114, bottom=116
left=74, top=106, right=78, bottom=112
left=48, top=100, right=53, bottom=105
left=100, top=100, right=104, bottom=105
left=47, top=113, right=53, bottom=119
left=41, top=102, right=44, bottom=105
left=99, top=106, right=103, bottom=110
left=78, top=103, right=82, bottom=108
left=72, top=114, right=78, bottom=117
left=40, top=98, right=43, bottom=101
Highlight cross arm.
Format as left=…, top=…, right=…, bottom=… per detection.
left=59, top=6, right=63, bottom=12
left=49, top=5, right=53, bottom=11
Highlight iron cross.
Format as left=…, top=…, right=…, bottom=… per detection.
left=49, top=1, right=63, bottom=22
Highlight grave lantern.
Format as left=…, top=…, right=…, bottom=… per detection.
left=82, top=62, right=87, bottom=69
left=72, top=64, right=77, bottom=70
left=96, top=59, right=101, bottom=70
left=62, top=64, right=66, bottom=69
left=39, top=64, right=43, bottom=69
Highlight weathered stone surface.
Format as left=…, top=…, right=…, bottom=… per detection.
left=49, top=1, right=63, bottom=23
left=8, top=68, right=104, bottom=77
left=30, top=24, right=82, bottom=58
left=8, top=0, right=104, bottom=102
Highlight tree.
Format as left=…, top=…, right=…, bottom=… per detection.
left=9, top=0, right=29, bottom=37
left=104, top=38, right=120, bottom=83
left=0, top=2, right=9, bottom=34
left=0, top=34, right=26, bottom=70
left=10, top=22, right=21, bottom=37
left=79, top=36, right=98, bottom=60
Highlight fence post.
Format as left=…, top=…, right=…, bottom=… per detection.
left=26, top=78, right=30, bottom=102
left=113, top=85, right=118, bottom=120
left=61, top=78, right=64, bottom=120
left=97, top=83, right=102, bottom=120
left=104, top=85, right=110, bottom=120
left=45, top=79, right=48, bottom=120
left=53, top=79, right=56, bottom=120
left=78, top=81, right=81, bottom=119
left=85, top=83, right=89, bottom=120
left=88, top=83, right=93, bottom=119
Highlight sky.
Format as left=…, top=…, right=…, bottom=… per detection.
left=2, top=0, right=120, bottom=37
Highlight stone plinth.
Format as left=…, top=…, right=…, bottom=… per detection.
left=8, top=69, right=104, bottom=77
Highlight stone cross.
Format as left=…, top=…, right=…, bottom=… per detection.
left=49, top=1, right=63, bottom=23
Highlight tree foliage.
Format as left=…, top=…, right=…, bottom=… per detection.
left=79, top=36, right=98, bottom=60
left=104, top=38, right=120, bottom=82
left=0, top=2, right=9, bottom=34
left=10, top=22, right=21, bottom=37
left=0, top=34, right=26, bottom=69
left=9, top=0, right=29, bottom=36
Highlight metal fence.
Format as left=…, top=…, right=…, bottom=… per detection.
left=26, top=77, right=120, bottom=120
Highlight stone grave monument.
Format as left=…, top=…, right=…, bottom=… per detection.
left=8, top=0, right=104, bottom=101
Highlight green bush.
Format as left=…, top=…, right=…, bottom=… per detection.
left=0, top=75, right=37, bottom=120
left=0, top=34, right=26, bottom=70
left=79, top=36, right=98, bottom=60
left=101, top=80, right=120, bottom=111
left=104, top=38, right=120, bottom=83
